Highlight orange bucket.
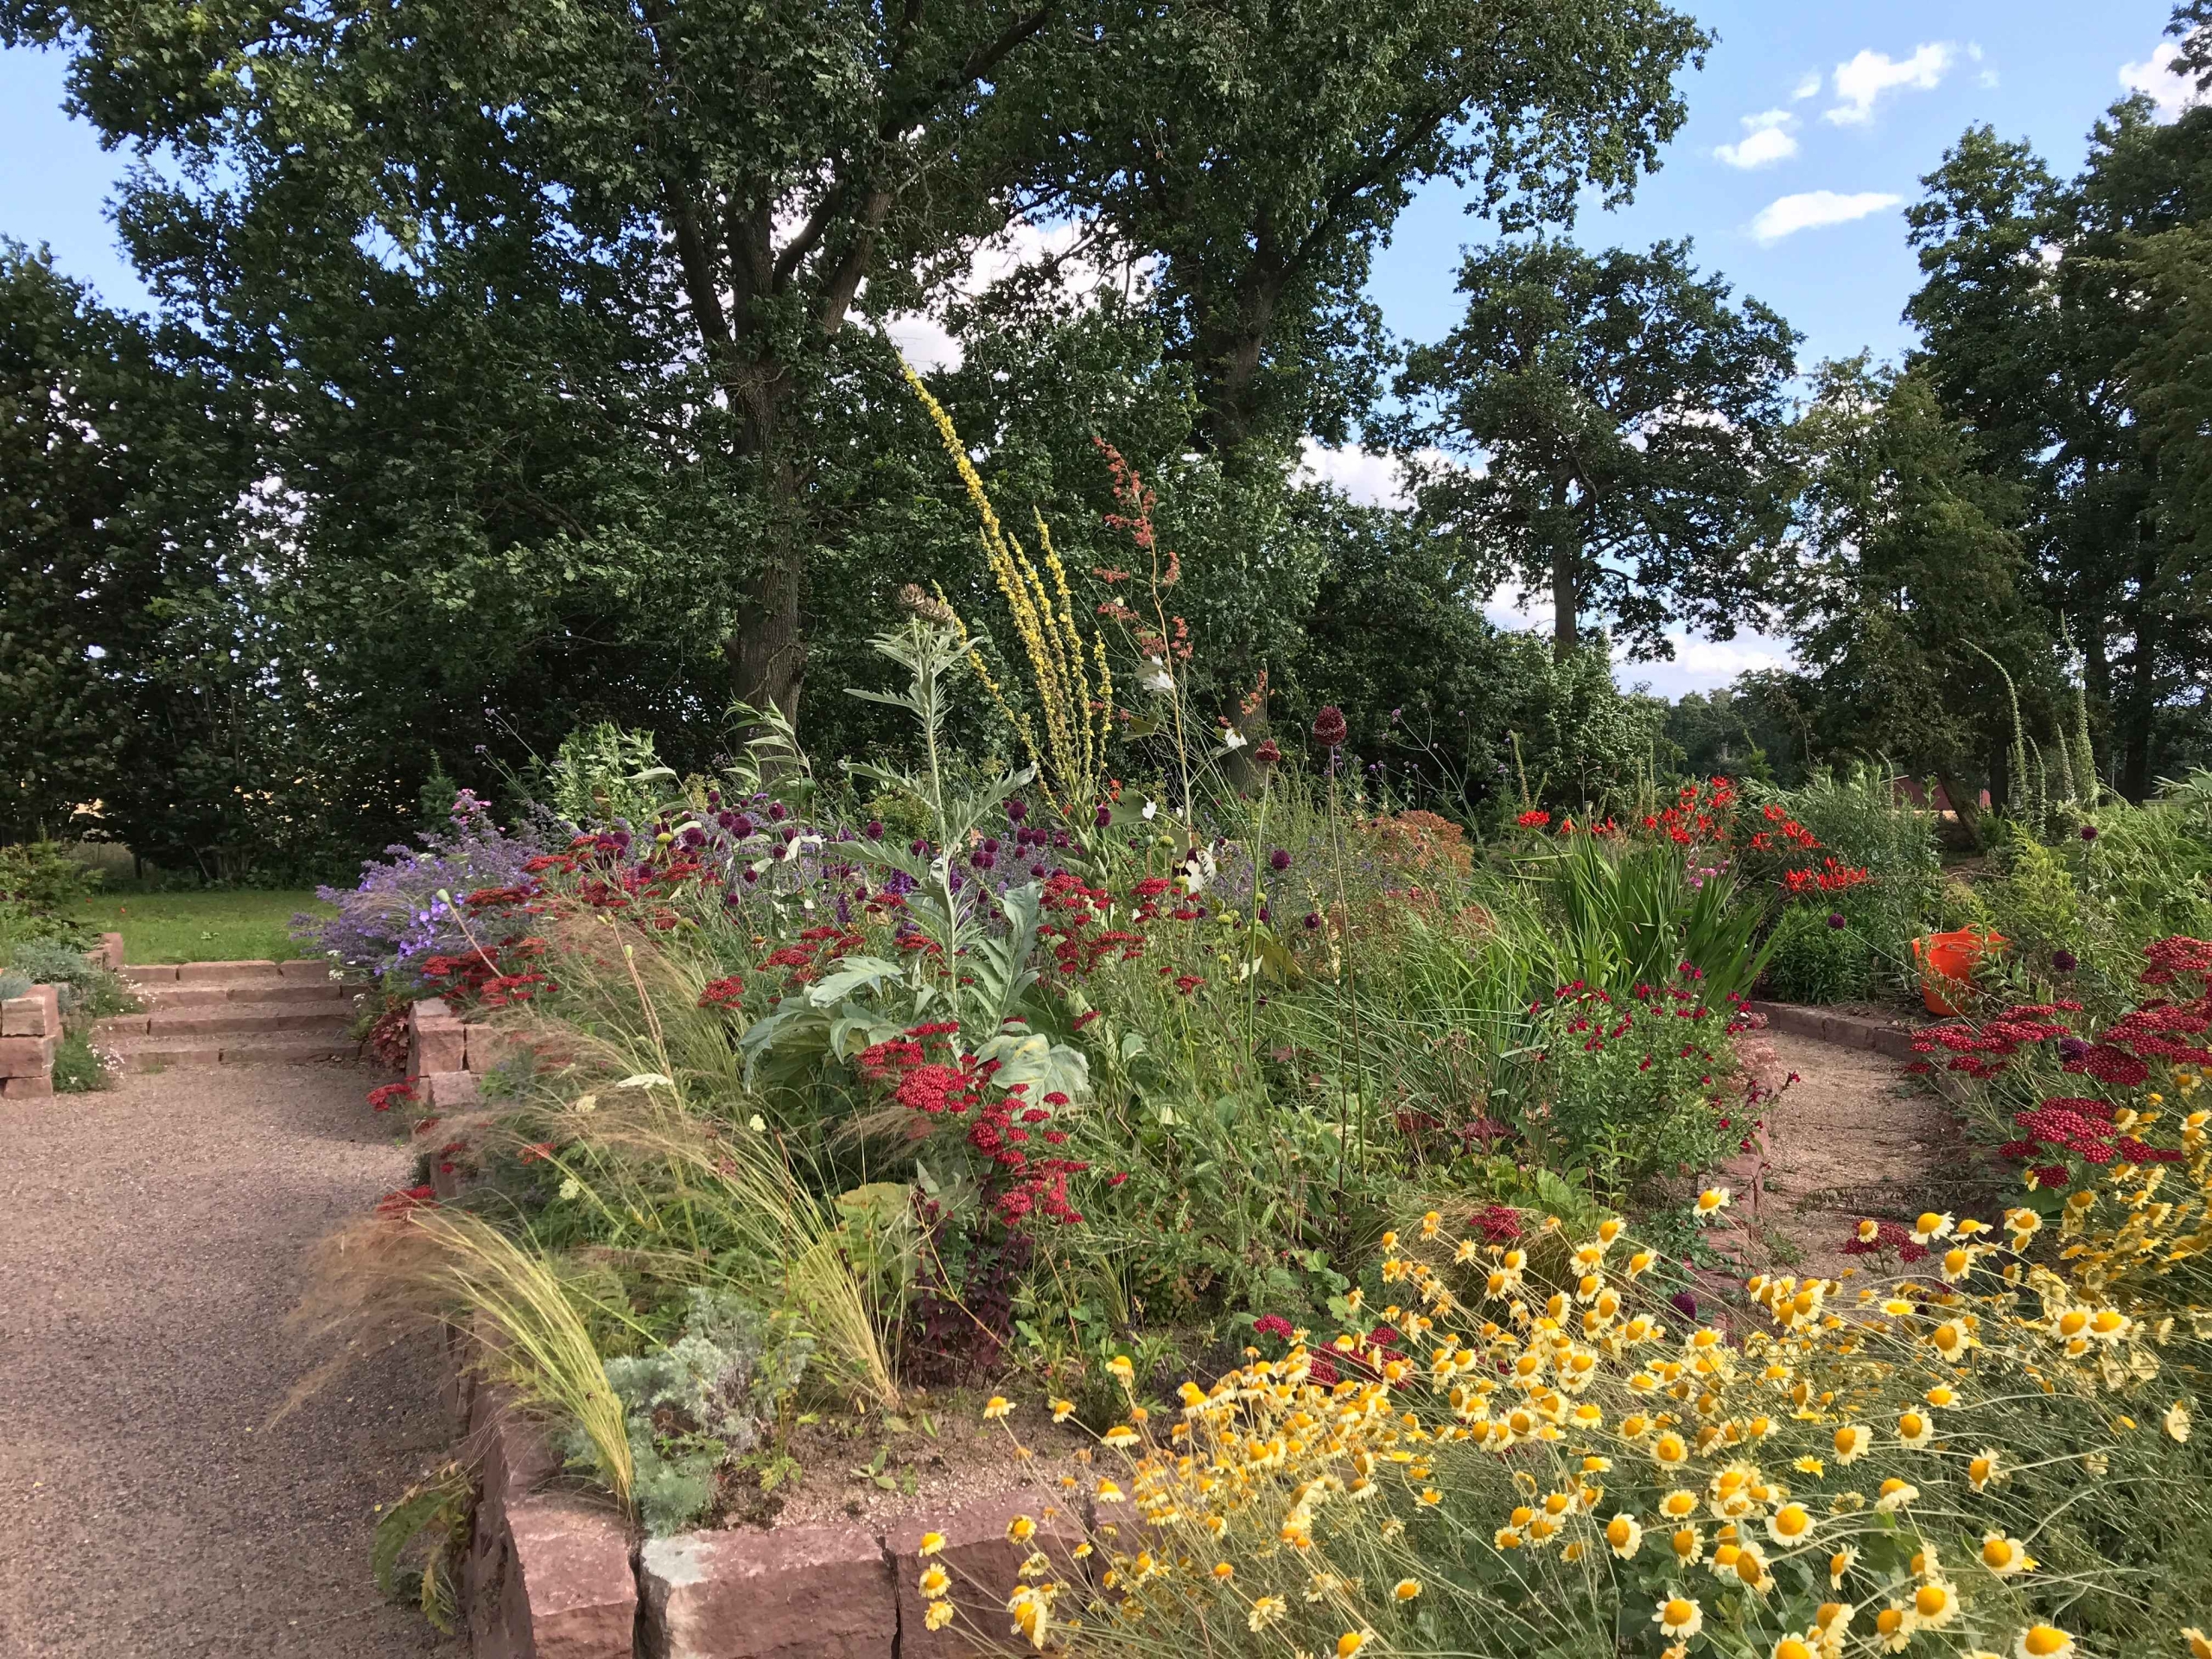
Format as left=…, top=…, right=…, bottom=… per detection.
left=1911, top=928, right=2007, bottom=1015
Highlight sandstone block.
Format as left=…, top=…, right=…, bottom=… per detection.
left=424, top=1071, right=482, bottom=1109
left=123, top=964, right=180, bottom=982
left=2, top=984, right=59, bottom=1037
left=475, top=1496, right=639, bottom=1659
left=464, top=1024, right=513, bottom=1072
left=277, top=957, right=334, bottom=980
left=2, top=1073, right=55, bottom=1099
left=410, top=998, right=466, bottom=1075
left=639, top=1523, right=895, bottom=1659
left=177, top=959, right=282, bottom=982
left=96, top=932, right=124, bottom=971
left=886, top=1489, right=1086, bottom=1659
left=0, top=1034, right=59, bottom=1077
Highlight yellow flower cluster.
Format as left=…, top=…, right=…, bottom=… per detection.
left=938, top=1189, right=2207, bottom=1657
left=902, top=360, right=1113, bottom=819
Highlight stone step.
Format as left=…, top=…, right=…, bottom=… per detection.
left=103, top=1030, right=365, bottom=1070
left=96, top=1006, right=356, bottom=1039
left=137, top=982, right=353, bottom=1009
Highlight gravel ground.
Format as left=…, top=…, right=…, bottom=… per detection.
left=0, top=1065, right=461, bottom=1659
left=1751, top=1028, right=1999, bottom=1281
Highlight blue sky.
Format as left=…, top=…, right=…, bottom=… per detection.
left=3, top=5, right=2196, bottom=696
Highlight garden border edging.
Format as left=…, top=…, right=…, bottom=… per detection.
left=1, top=933, right=122, bottom=1099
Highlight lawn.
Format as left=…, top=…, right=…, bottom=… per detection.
left=70, top=888, right=334, bottom=964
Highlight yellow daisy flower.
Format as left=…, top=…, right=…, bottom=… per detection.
left=2015, top=1626, right=2075, bottom=1659
left=1653, top=1595, right=1705, bottom=1640
left=1981, top=1534, right=2035, bottom=1577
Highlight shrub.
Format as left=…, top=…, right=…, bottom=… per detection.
left=1762, top=904, right=1873, bottom=1005
left=51, top=1028, right=115, bottom=1092
left=0, top=841, right=101, bottom=910
left=5, top=938, right=132, bottom=1014
left=1747, top=766, right=1941, bottom=969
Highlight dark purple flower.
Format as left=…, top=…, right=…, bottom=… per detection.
left=1669, top=1290, right=1699, bottom=1320
left=1094, top=804, right=1113, bottom=828
left=910, top=837, right=929, bottom=855
left=1253, top=738, right=1281, bottom=767
left=1312, top=706, right=1348, bottom=748
left=731, top=813, right=755, bottom=837
left=865, top=820, right=884, bottom=841
left=1269, top=849, right=1292, bottom=872
left=1006, top=800, right=1027, bottom=823
left=2059, top=1036, right=2089, bottom=1062
left=1256, top=905, right=1270, bottom=923
left=1827, top=912, right=1846, bottom=930
left=1303, top=912, right=1321, bottom=931
left=2080, top=823, right=2098, bottom=841
left=2050, top=948, right=2077, bottom=973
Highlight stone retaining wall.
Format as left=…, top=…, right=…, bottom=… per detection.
left=0, top=932, right=123, bottom=1100
left=1746, top=998, right=1920, bottom=1060
left=451, top=1345, right=1071, bottom=1659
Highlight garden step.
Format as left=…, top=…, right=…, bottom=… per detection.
left=101, top=1030, right=364, bottom=1070
left=136, top=982, right=353, bottom=1009
left=97, top=1006, right=355, bottom=1039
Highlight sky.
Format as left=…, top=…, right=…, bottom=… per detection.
left=2, top=3, right=2198, bottom=698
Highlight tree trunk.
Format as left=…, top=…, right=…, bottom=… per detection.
left=2116, top=535, right=2164, bottom=801
left=1549, top=480, right=1579, bottom=663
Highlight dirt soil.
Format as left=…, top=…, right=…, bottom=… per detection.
left=1745, top=1029, right=2008, bottom=1283
left=0, top=1065, right=458, bottom=1659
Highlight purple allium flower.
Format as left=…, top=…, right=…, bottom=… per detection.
left=1257, top=905, right=1270, bottom=923
left=1094, top=804, right=1113, bottom=828
left=2059, top=1036, right=2089, bottom=1062
left=2050, top=948, right=2077, bottom=973
left=731, top=813, right=754, bottom=837
left=1311, top=706, right=1348, bottom=748
left=865, top=820, right=884, bottom=841
left=1669, top=1290, right=1699, bottom=1320
left=1303, top=912, right=1321, bottom=931
left=2080, top=823, right=2098, bottom=841
left=1827, top=912, right=1846, bottom=930
left=1268, top=849, right=1292, bottom=872
left=1006, top=800, right=1027, bottom=823
left=911, top=838, right=928, bottom=855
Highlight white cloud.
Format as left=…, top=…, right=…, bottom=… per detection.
left=878, top=219, right=1147, bottom=371
left=1714, top=110, right=1798, bottom=170
left=2120, top=41, right=2207, bottom=120
left=1619, top=632, right=1796, bottom=698
left=1824, top=43, right=1956, bottom=125
left=1792, top=72, right=1823, bottom=101
left=1749, top=190, right=1903, bottom=244
left=1298, top=439, right=1411, bottom=508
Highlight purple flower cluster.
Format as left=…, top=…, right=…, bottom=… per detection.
left=296, top=791, right=546, bottom=981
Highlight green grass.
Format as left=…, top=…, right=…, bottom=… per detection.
left=67, top=889, right=334, bottom=963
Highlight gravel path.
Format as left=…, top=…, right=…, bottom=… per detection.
left=0, top=1065, right=460, bottom=1659
left=1750, top=1028, right=2004, bottom=1281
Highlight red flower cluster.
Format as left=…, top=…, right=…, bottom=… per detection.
left=2009, top=1096, right=2120, bottom=1165
left=1039, top=871, right=1147, bottom=978
left=1635, top=778, right=1738, bottom=848
left=374, top=1184, right=436, bottom=1219
left=367, top=1079, right=417, bottom=1113
left=1468, top=1204, right=1523, bottom=1244
left=1839, top=1218, right=1930, bottom=1264
left=2141, top=936, right=2212, bottom=988
left=1516, top=809, right=1551, bottom=829
left=1781, top=857, right=1872, bottom=895
left=856, top=1024, right=1105, bottom=1227
left=1910, top=1004, right=2076, bottom=1079
left=696, top=975, right=746, bottom=1010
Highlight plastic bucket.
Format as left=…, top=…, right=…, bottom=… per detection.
left=1911, top=928, right=2007, bottom=1016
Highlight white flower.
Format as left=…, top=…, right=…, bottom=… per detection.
left=616, top=1072, right=674, bottom=1090
left=1141, top=658, right=1175, bottom=694
left=1219, top=726, right=1249, bottom=750
left=1141, top=800, right=1159, bottom=820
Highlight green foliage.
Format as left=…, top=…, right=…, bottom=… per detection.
left=534, top=723, right=678, bottom=830
left=1753, top=764, right=1942, bottom=967
left=49, top=1027, right=111, bottom=1092
left=1534, top=833, right=1772, bottom=1007
left=370, top=1464, right=473, bottom=1634
left=588, top=1287, right=814, bottom=1537
left=1760, top=905, right=1872, bottom=1006
left=0, top=842, right=100, bottom=910
left=1394, top=237, right=1799, bottom=661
